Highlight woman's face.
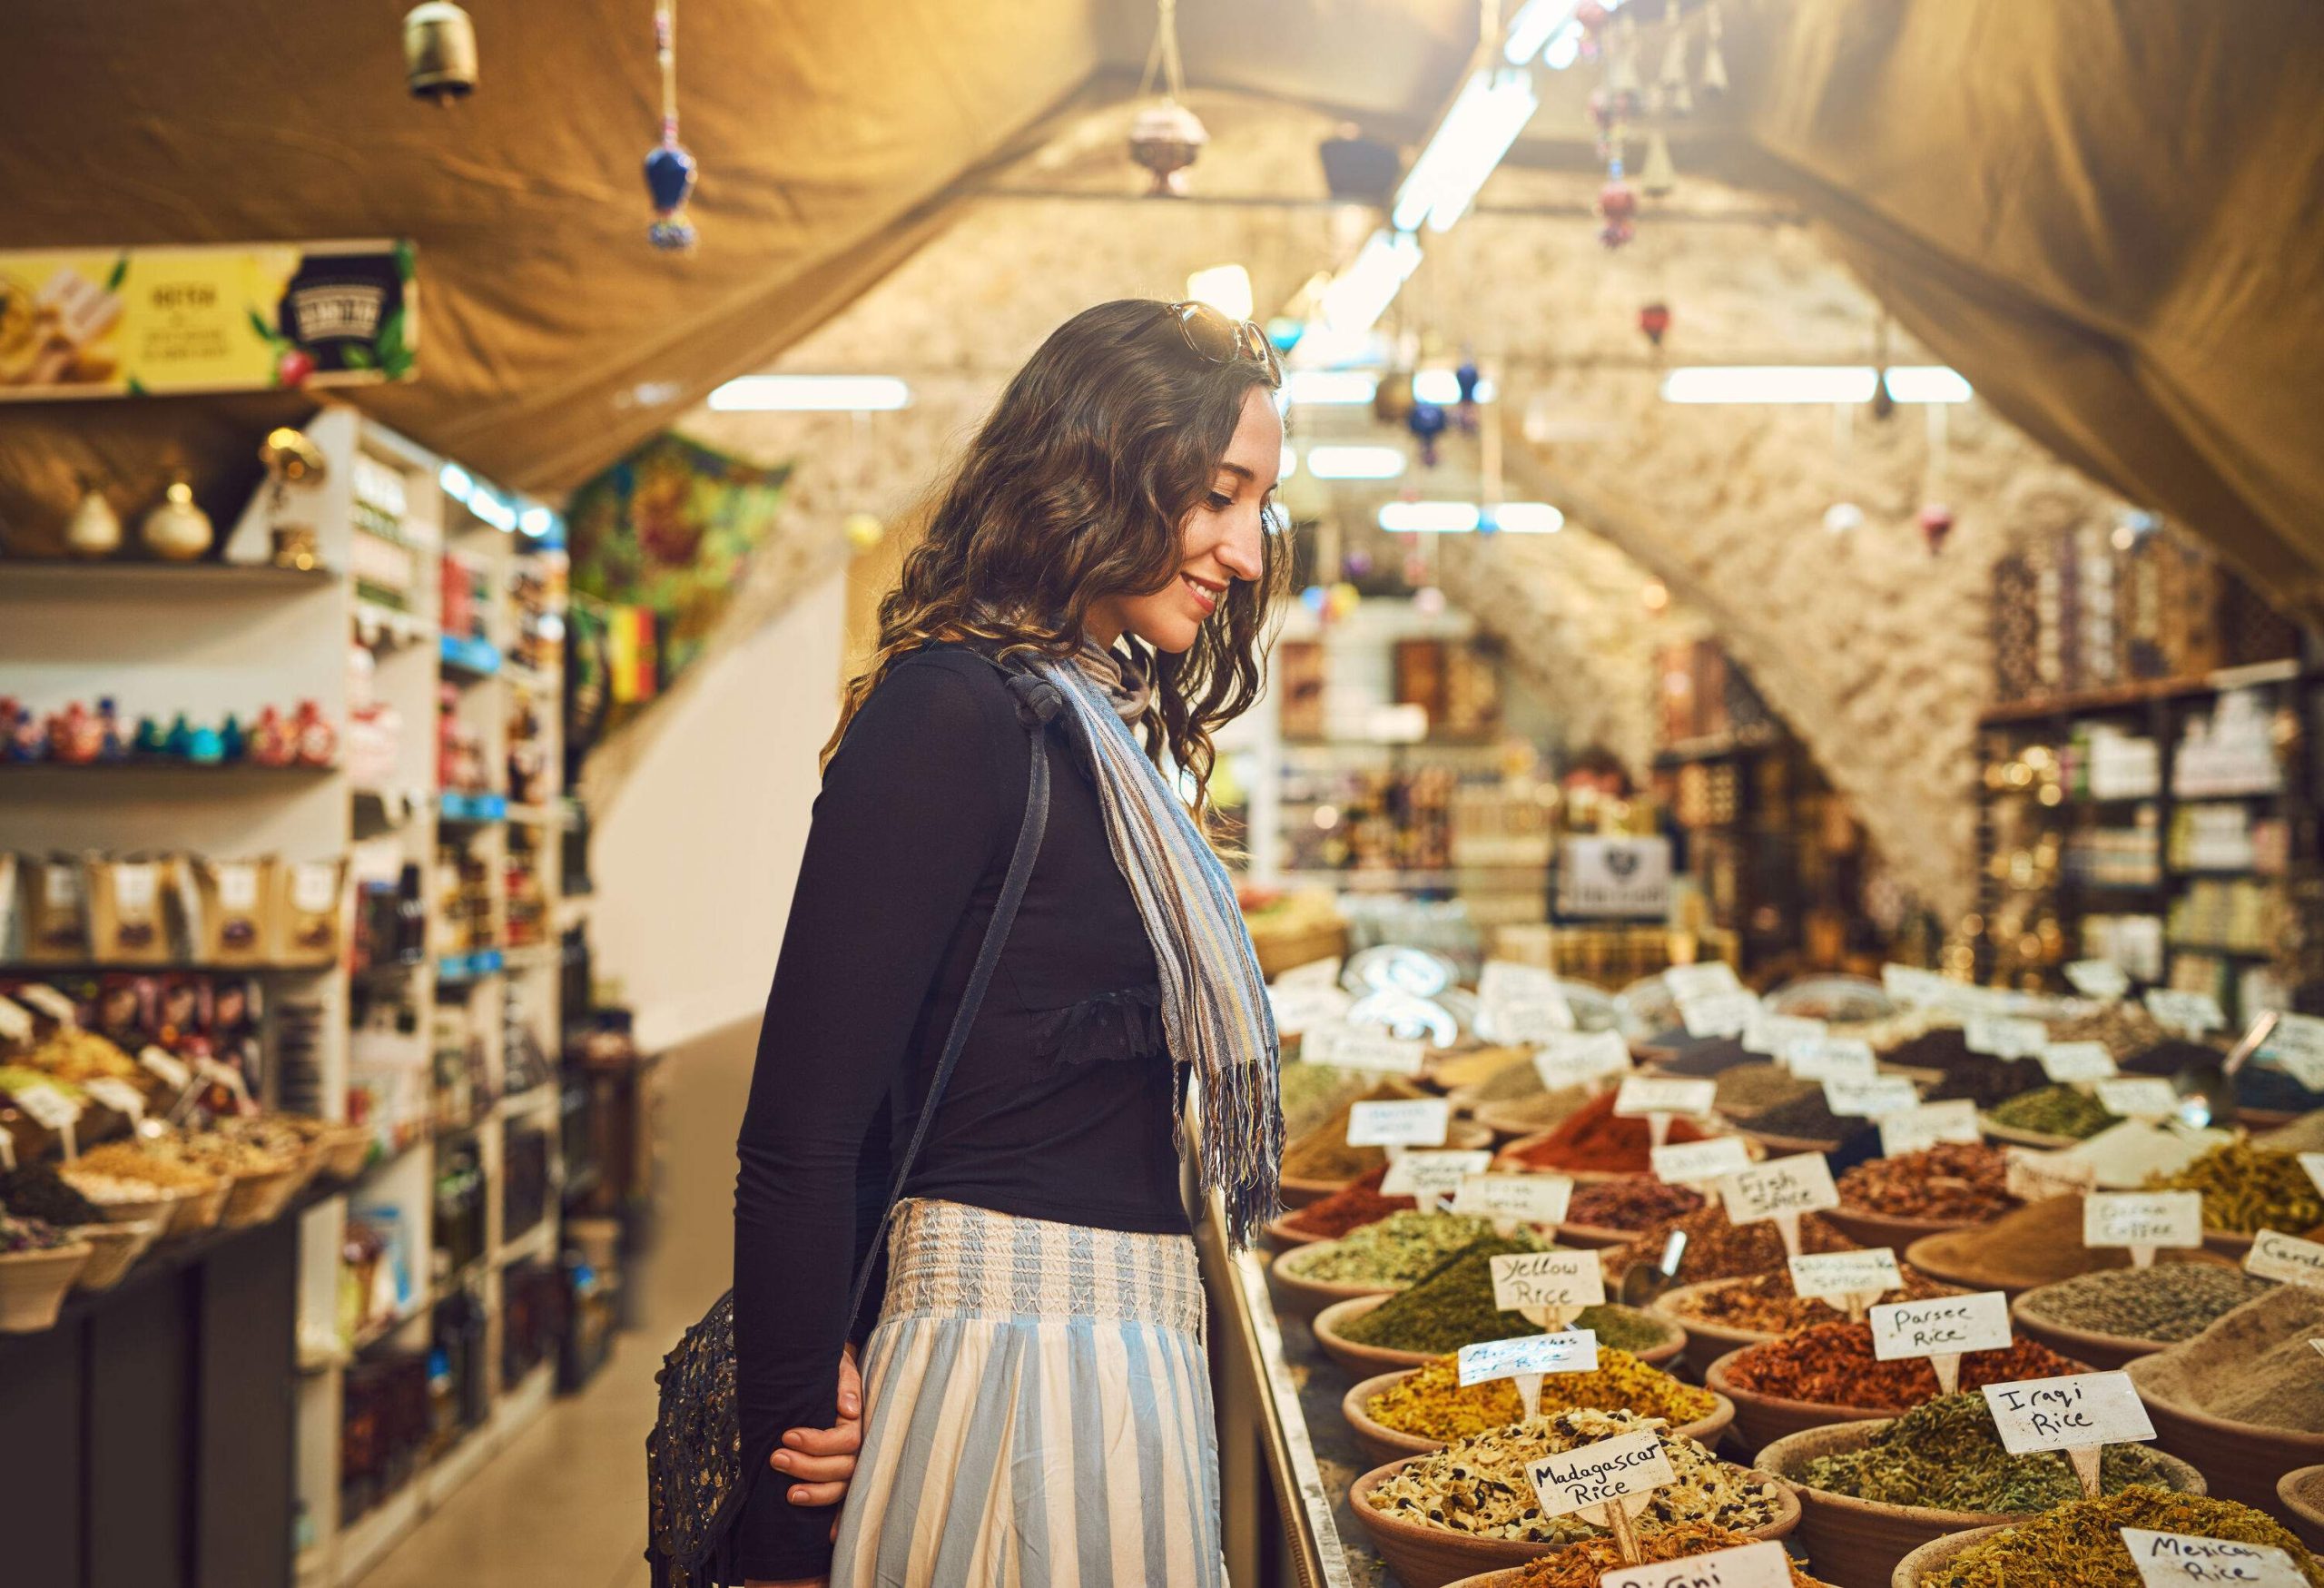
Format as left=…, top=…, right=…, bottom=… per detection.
left=1089, top=386, right=1281, bottom=654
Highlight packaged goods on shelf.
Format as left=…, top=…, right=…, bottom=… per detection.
left=2172, top=687, right=2282, bottom=796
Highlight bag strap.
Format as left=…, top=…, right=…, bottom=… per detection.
left=840, top=662, right=1060, bottom=1327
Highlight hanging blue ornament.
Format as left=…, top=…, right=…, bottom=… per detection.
left=1406, top=401, right=1449, bottom=467
left=645, top=3, right=697, bottom=251
left=1453, top=359, right=1482, bottom=433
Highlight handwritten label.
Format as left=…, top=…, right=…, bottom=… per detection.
left=1883, top=964, right=1954, bottom=1006
left=2065, top=960, right=2132, bottom=1000
left=1967, top=1016, right=2048, bottom=1060
left=2143, top=989, right=2225, bottom=1036
left=1482, top=960, right=1563, bottom=1006
left=1981, top=1371, right=2155, bottom=1453
left=15, top=984, right=76, bottom=1024
left=2301, top=1153, right=2324, bottom=1200
left=1790, top=1248, right=1903, bottom=1305
left=1721, top=1153, right=1841, bottom=1225
left=0, top=998, right=30, bottom=1046
left=1651, top=1136, right=1753, bottom=1186
left=1528, top=1427, right=1675, bottom=1520
left=1452, top=1174, right=1574, bottom=1226
left=1870, top=1290, right=2013, bottom=1359
left=82, top=1077, right=146, bottom=1121
left=1600, top=1541, right=1795, bottom=1588
left=2041, top=1041, right=2121, bottom=1083
left=1274, top=956, right=1344, bottom=991
left=1743, top=1011, right=1825, bottom=1059
left=2119, top=1531, right=2309, bottom=1588
left=1822, top=1074, right=1921, bottom=1118
left=11, top=1081, right=82, bottom=1131
left=1679, top=990, right=1758, bottom=1040
left=1664, top=962, right=1741, bottom=1001
left=1270, top=985, right=1353, bottom=1035
left=1788, top=1037, right=1877, bottom=1081
left=1535, top=1031, right=1634, bottom=1090
left=1614, top=1077, right=1717, bottom=1120
left=1881, top=1100, right=1983, bottom=1157
left=1304, top=1025, right=1426, bottom=1075
left=2094, top=1078, right=2181, bottom=1120
left=2084, top=1191, right=2204, bottom=1250
left=2246, top=1229, right=2324, bottom=1290
left=1381, top=1149, right=1493, bottom=1198
left=1346, top=1099, right=1450, bottom=1148
left=2263, top=1014, right=2324, bottom=1092
left=138, top=1046, right=192, bottom=1090
left=1482, top=962, right=1575, bottom=1043
left=1459, top=1330, right=1601, bottom=1387
left=1491, top=1250, right=1608, bottom=1314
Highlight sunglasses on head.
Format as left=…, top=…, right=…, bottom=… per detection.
left=1136, top=301, right=1284, bottom=387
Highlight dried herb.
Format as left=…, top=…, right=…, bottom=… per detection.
left=2148, top=1139, right=2324, bottom=1234
left=1340, top=1237, right=1668, bottom=1355
left=1666, top=1267, right=1961, bottom=1335
left=1477, top=1085, right=1598, bottom=1133
left=1924, top=1492, right=2324, bottom=1588
left=1508, top=1092, right=1710, bottom=1174
left=2015, top=1265, right=2276, bottom=1343
left=1282, top=1165, right=1413, bottom=1239
left=1289, top=1210, right=1531, bottom=1287
left=2128, top=1284, right=2324, bottom=1434
left=1280, top=1079, right=1427, bottom=1183
left=1604, top=1206, right=1856, bottom=1286
left=1909, top=1191, right=2222, bottom=1292
left=0, top=1162, right=105, bottom=1226
left=1364, top=1348, right=1716, bottom=1442
left=1718, top=1321, right=2083, bottom=1411
left=0, top=1212, right=68, bottom=1253
left=1710, top=1061, right=1817, bottom=1118
left=1797, top=1393, right=2180, bottom=1512
left=1279, top=1060, right=1375, bottom=1139
left=1431, top=1045, right=1535, bottom=1093
left=1989, top=1083, right=2123, bottom=1139
left=1500, top=1522, right=1835, bottom=1588
left=1565, top=1179, right=1703, bottom=1232
left=1837, top=1141, right=2018, bottom=1222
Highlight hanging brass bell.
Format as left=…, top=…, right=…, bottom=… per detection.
left=403, top=2, right=478, bottom=104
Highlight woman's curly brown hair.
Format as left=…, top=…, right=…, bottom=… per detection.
left=826, top=298, right=1293, bottom=833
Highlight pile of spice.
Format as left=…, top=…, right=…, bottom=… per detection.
left=0, top=1163, right=105, bottom=1228
left=1364, top=1407, right=1786, bottom=1546
left=1287, top=1210, right=1531, bottom=1287
left=1505, top=1092, right=1710, bottom=1174
left=0, top=1211, right=71, bottom=1253
left=1795, top=1393, right=2180, bottom=1512
left=1339, top=1237, right=1669, bottom=1355
left=1279, top=1060, right=1375, bottom=1139
left=2127, top=1284, right=2324, bottom=1433
left=2056, top=1119, right=2233, bottom=1189
left=1665, top=1267, right=1961, bottom=1336
left=1739, top=1092, right=1881, bottom=1166
left=1280, top=1165, right=1413, bottom=1240
left=1475, top=1084, right=1596, bottom=1134
left=1605, top=1206, right=1856, bottom=1286
left=1987, top=1083, right=2122, bottom=1139
left=2015, top=1265, right=2277, bottom=1344
left=71, top=1140, right=218, bottom=1192
left=54, top=1167, right=178, bottom=1205
left=1921, top=1492, right=2324, bottom=1588
left=1364, top=1348, right=1716, bottom=1442
left=1907, top=1191, right=2222, bottom=1291
left=2148, top=1139, right=2324, bottom=1233
left=1280, top=1080, right=1427, bottom=1184
left=1498, top=1522, right=1835, bottom=1588
left=1836, top=1141, right=2018, bottom=1222
left=1643, top=1037, right=1755, bottom=1078
left=2047, top=1003, right=2174, bottom=1058
left=2261, top=1111, right=2324, bottom=1154
left=1471, top=1055, right=1555, bottom=1103
left=146, top=1129, right=290, bottom=1175
left=1431, top=1045, right=1534, bottom=1093
left=1717, top=1321, right=2083, bottom=1411
left=1711, top=1062, right=1819, bottom=1119
left=1565, top=1179, right=1703, bottom=1232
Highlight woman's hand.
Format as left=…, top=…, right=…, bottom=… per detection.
left=773, top=1343, right=862, bottom=1529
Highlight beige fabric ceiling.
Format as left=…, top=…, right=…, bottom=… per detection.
left=3, top=0, right=2319, bottom=603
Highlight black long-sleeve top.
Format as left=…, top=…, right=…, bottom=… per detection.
left=731, top=644, right=1188, bottom=1581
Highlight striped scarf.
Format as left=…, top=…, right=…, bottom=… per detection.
left=1036, top=640, right=1282, bottom=1247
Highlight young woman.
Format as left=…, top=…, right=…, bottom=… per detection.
left=733, top=299, right=1290, bottom=1588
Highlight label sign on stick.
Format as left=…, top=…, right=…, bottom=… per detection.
left=1270, top=985, right=1353, bottom=1035
left=1822, top=1074, right=1920, bottom=1118
left=1663, top=962, right=1741, bottom=1001
left=1871, top=1290, right=2011, bottom=1362
left=1743, top=1011, right=1825, bottom=1059
left=2302, top=1153, right=2324, bottom=1200
left=1790, top=1248, right=1904, bottom=1310
left=82, top=1077, right=146, bottom=1121
left=1459, top=1330, right=1601, bottom=1387
left=2143, top=989, right=2225, bottom=1035
left=1788, top=1038, right=1876, bottom=1080
left=138, top=1046, right=192, bottom=1090
left=1452, top=1174, right=1574, bottom=1228
left=2265, top=1013, right=2324, bottom=1091
left=2005, top=1147, right=2098, bottom=1203
left=1273, top=955, right=1343, bottom=991
left=1382, top=1149, right=1492, bottom=1201
left=2118, top=1531, right=2311, bottom=1588
left=0, top=998, right=30, bottom=1045
left=1679, top=990, right=1758, bottom=1039
left=1492, top=1000, right=1579, bottom=1045
left=1491, top=1250, right=1608, bottom=1316
left=2094, top=1078, right=2180, bottom=1121
left=1481, top=960, right=1563, bottom=1007
left=1967, top=1016, right=2047, bottom=1060
left=1881, top=1100, right=1982, bottom=1157
left=1981, top=1371, right=2155, bottom=1453
left=1600, top=1541, right=1796, bottom=1588
left=2246, top=1228, right=2324, bottom=1289
left=1535, top=1031, right=1632, bottom=1091
left=2064, top=959, right=2132, bottom=1001
left=1883, top=964, right=1954, bottom=1006
left=1527, top=1425, right=1675, bottom=1521
left=2040, top=1041, right=2120, bottom=1083
left=1722, top=1154, right=1840, bottom=1225
left=1346, top=1099, right=1450, bottom=1149
left=1302, top=1024, right=1424, bottom=1075
left=2084, top=1191, right=2203, bottom=1264
left=1652, top=1135, right=1752, bottom=1187
left=12, top=1082, right=82, bottom=1132
left=1614, top=1077, right=1717, bottom=1119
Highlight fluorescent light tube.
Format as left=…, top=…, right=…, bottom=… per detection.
left=707, top=375, right=912, bottom=411
left=1504, top=0, right=1578, bottom=64
left=1283, top=369, right=1380, bottom=406
left=1492, top=502, right=1564, bottom=533
left=1412, top=369, right=1498, bottom=405
left=1392, top=67, right=1541, bottom=234
left=1185, top=263, right=1254, bottom=323
left=1660, top=366, right=1880, bottom=404
left=1318, top=230, right=1423, bottom=339
left=1305, top=445, right=1409, bottom=480
left=1379, top=500, right=1481, bottom=533
left=1884, top=366, right=1974, bottom=403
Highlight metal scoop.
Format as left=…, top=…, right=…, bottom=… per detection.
left=1617, top=1228, right=1689, bottom=1307
left=2172, top=1010, right=2278, bottom=1130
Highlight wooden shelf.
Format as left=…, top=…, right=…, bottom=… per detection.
left=0, top=760, right=337, bottom=792
left=0, top=557, right=338, bottom=594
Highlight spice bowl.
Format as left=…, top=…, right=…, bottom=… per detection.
left=1756, top=1417, right=2207, bottom=1588
left=2006, top=1287, right=2167, bottom=1371
left=2278, top=1465, right=2324, bottom=1555
left=1822, top=1203, right=1989, bottom=1253
left=221, top=1159, right=309, bottom=1229
left=0, top=1239, right=94, bottom=1332
left=68, top=1217, right=163, bottom=1292
left=1260, top=1211, right=1332, bottom=1254
left=1649, top=1279, right=1783, bottom=1377
left=2199, top=1225, right=2258, bottom=1258
left=2125, top=1358, right=2324, bottom=1521
left=1345, top=1454, right=1800, bottom=1588
left=1551, top=1218, right=1644, bottom=1251
left=1265, top=1241, right=1400, bottom=1322
left=1889, top=1523, right=2009, bottom=1587
left=162, top=1176, right=231, bottom=1238
left=1283, top=1119, right=1493, bottom=1208
left=316, top=1122, right=378, bottom=1182
left=1975, top=1114, right=2079, bottom=1150
left=1340, top=1367, right=1738, bottom=1468
left=1311, top=1294, right=1687, bottom=1379
left=1704, top=1346, right=1901, bottom=1454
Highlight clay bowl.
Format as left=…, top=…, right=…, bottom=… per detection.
left=1260, top=1210, right=1335, bottom=1254
left=2007, top=1287, right=2170, bottom=1371
left=1472, top=1101, right=1580, bottom=1143
left=2200, top=1225, right=2258, bottom=1258
left=2278, top=1465, right=2324, bottom=1556
left=162, top=1176, right=231, bottom=1238
left=1738, top=1127, right=1845, bottom=1159
left=68, top=1217, right=162, bottom=1292
left=1311, top=1294, right=1687, bottom=1380
left=1346, top=1453, right=1800, bottom=1588
left=1758, top=1417, right=2206, bottom=1588
left=1976, top=1114, right=2081, bottom=1150
left=1902, top=1228, right=2233, bottom=1301
left=1265, top=1240, right=1399, bottom=1322
left=1282, top=1119, right=1494, bottom=1208
left=1340, top=1366, right=1738, bottom=1468
left=1891, top=1524, right=2008, bottom=1587
left=1824, top=1203, right=1996, bottom=1253
left=1703, top=1346, right=1906, bottom=1455
left=1649, top=1279, right=1784, bottom=1377
left=2125, top=1359, right=2324, bottom=1522
left=1554, top=1218, right=1648, bottom=1251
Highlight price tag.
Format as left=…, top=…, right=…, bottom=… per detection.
left=1492, top=998, right=1579, bottom=1044
left=2142, top=989, right=2225, bottom=1036
left=215, top=863, right=261, bottom=912
left=1721, top=1152, right=1839, bottom=1259
left=113, top=861, right=158, bottom=912
left=1614, top=1077, right=1717, bottom=1119
left=2263, top=1014, right=2324, bottom=1092
left=1871, top=1290, right=2012, bottom=1359
left=2041, top=1041, right=2121, bottom=1083
left=2246, top=1229, right=2324, bottom=1289
left=82, top=1077, right=146, bottom=1121
left=139, top=1045, right=192, bottom=1090
left=1600, top=1541, right=1796, bottom=1588
left=2065, top=960, right=2132, bottom=1001
left=1790, top=1248, right=1903, bottom=1307
left=1743, top=1011, right=1825, bottom=1059
left=1381, top=1149, right=1492, bottom=1202
left=1534, top=1031, right=1632, bottom=1090
left=290, top=861, right=340, bottom=913
left=1459, top=1329, right=1601, bottom=1386
left=1346, top=1099, right=1451, bottom=1149
left=2118, top=1531, right=2310, bottom=1588
left=0, top=997, right=31, bottom=1046
left=2005, top=1147, right=2099, bottom=1202
left=15, top=984, right=76, bottom=1025
left=1664, top=962, right=1740, bottom=1001
left=1881, top=1100, right=1982, bottom=1157
left=1787, top=1037, right=1877, bottom=1081
left=1452, top=1173, right=1574, bottom=1227
left=1651, top=1136, right=1752, bottom=1191
left=1981, top=1371, right=2155, bottom=1453
left=195, top=1055, right=252, bottom=1106
left=1882, top=964, right=1954, bottom=1005
left=1679, top=990, right=1758, bottom=1040
left=12, top=1080, right=83, bottom=1132
left=1270, top=985, right=1353, bottom=1036
left=2084, top=1190, right=2204, bottom=1267
left=2301, top=1153, right=2324, bottom=1200
left=1527, top=1425, right=1675, bottom=1521
left=2095, top=1078, right=2180, bottom=1121
left=1274, top=955, right=1344, bottom=991
left=1482, top=960, right=1563, bottom=1006
left=1491, top=1250, right=1608, bottom=1316
left=1822, top=1074, right=1920, bottom=1118
left=1967, top=1016, right=2047, bottom=1060
left=1304, top=1025, right=1426, bottom=1076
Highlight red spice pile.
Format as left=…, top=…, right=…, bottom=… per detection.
left=1565, top=1179, right=1704, bottom=1231
left=1282, top=1165, right=1414, bottom=1239
left=1837, top=1140, right=2018, bottom=1222
left=1507, top=1092, right=1711, bottom=1174
left=1718, top=1320, right=2084, bottom=1411
left=1606, top=1207, right=1858, bottom=1284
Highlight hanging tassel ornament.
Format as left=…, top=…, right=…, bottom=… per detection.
left=1699, top=3, right=1730, bottom=100
left=1654, top=0, right=1693, bottom=117
left=643, top=1, right=698, bottom=251
left=1599, top=156, right=1639, bottom=250
left=1640, top=129, right=1678, bottom=197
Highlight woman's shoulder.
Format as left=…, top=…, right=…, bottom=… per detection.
left=846, top=643, right=1018, bottom=755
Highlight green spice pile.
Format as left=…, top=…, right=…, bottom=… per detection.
left=1364, top=1349, right=1716, bottom=1442
left=1923, top=1492, right=2324, bottom=1588
left=0, top=1163, right=105, bottom=1227
left=1364, top=1407, right=1785, bottom=1545
left=1710, top=1061, right=1817, bottom=1119
left=1431, top=1046, right=1535, bottom=1093
left=1281, top=1080, right=1427, bottom=1184
left=1287, top=1211, right=1529, bottom=1287
left=1606, top=1206, right=1857, bottom=1285
left=2149, top=1139, right=2324, bottom=1233
left=1278, top=1060, right=1376, bottom=1139
left=1340, top=1237, right=1668, bottom=1355
left=1666, top=1267, right=1960, bottom=1336
left=2127, top=1283, right=2324, bottom=1433
left=2015, top=1265, right=2277, bottom=1343
left=1796, top=1393, right=2180, bottom=1513
left=1475, top=1084, right=1596, bottom=1133
left=1718, top=1321, right=2083, bottom=1411
left=1837, top=1141, right=2017, bottom=1222
left=1564, top=1179, right=1703, bottom=1232
left=1988, top=1083, right=2122, bottom=1139
left=1498, top=1522, right=1836, bottom=1588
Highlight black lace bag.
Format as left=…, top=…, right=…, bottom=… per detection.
left=646, top=666, right=1060, bottom=1588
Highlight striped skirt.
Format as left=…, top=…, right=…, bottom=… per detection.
left=829, top=1198, right=1226, bottom=1588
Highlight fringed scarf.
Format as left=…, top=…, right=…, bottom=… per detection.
left=1034, top=639, right=1283, bottom=1247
